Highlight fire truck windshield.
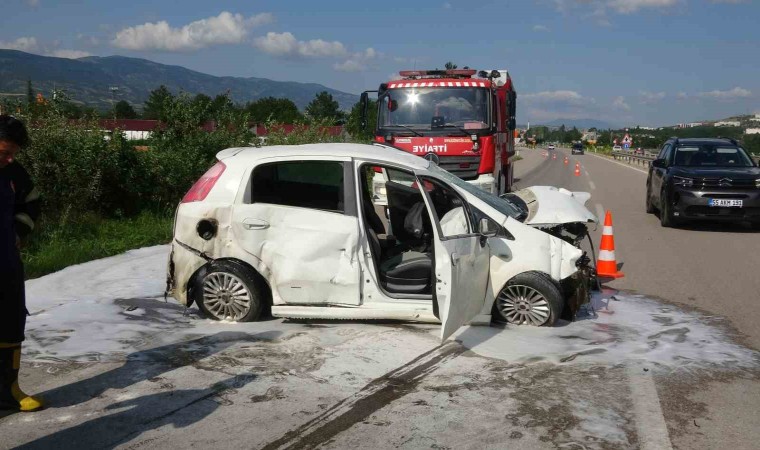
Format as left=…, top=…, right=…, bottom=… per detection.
left=379, top=87, right=490, bottom=132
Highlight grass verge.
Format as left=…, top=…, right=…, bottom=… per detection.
left=21, top=211, right=174, bottom=280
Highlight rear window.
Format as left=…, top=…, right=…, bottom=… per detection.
left=673, top=145, right=753, bottom=167
left=573, top=143, right=583, bottom=149
left=251, top=161, right=344, bottom=212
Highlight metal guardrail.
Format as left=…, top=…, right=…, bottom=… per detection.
left=611, top=150, right=656, bottom=167
left=611, top=150, right=760, bottom=167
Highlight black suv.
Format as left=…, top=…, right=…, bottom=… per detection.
left=646, top=137, right=760, bottom=228
left=571, top=142, right=584, bottom=155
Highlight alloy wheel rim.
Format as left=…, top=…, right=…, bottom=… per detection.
left=497, top=284, right=550, bottom=326
left=202, top=272, right=252, bottom=321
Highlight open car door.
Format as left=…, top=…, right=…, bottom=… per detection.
left=417, top=176, right=491, bottom=341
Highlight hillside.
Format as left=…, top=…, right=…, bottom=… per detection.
left=540, top=118, right=615, bottom=130
left=0, top=50, right=358, bottom=111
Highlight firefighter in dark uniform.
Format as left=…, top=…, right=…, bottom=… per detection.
left=0, top=115, right=42, bottom=412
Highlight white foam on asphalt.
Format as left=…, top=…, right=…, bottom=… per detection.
left=454, top=290, right=760, bottom=371
left=23, top=246, right=760, bottom=374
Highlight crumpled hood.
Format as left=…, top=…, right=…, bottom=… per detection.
left=514, top=186, right=598, bottom=227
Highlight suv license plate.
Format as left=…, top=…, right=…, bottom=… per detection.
left=708, top=199, right=743, bottom=207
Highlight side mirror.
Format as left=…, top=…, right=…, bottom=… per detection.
left=388, top=99, right=398, bottom=112
left=359, top=92, right=369, bottom=130
left=651, top=159, right=667, bottom=169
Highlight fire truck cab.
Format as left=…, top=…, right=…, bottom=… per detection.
left=360, top=69, right=517, bottom=204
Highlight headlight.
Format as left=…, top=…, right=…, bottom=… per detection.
left=673, top=176, right=694, bottom=187
left=756, top=178, right=760, bottom=188
left=374, top=186, right=387, bottom=196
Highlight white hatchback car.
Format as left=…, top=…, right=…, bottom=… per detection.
left=167, top=143, right=597, bottom=340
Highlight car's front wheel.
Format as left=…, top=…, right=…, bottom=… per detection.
left=193, top=261, right=263, bottom=322
left=659, top=189, right=678, bottom=228
left=492, top=272, right=563, bottom=326
left=645, top=183, right=655, bottom=214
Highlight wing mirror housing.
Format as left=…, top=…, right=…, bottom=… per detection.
left=651, top=159, right=668, bottom=169
left=478, top=217, right=499, bottom=237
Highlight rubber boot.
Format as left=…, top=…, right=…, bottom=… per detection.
left=0, top=344, right=44, bottom=412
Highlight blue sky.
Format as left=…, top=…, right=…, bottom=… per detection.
left=1, top=0, right=759, bottom=126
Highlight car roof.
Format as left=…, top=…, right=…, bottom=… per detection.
left=217, top=143, right=431, bottom=169
left=669, top=138, right=739, bottom=146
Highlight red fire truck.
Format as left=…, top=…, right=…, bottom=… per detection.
left=360, top=69, right=517, bottom=202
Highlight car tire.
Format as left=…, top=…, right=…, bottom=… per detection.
left=645, top=184, right=655, bottom=214
left=659, top=189, right=678, bottom=228
left=491, top=272, right=563, bottom=326
left=193, top=260, right=263, bottom=322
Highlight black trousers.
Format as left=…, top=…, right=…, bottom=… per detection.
left=0, top=263, right=26, bottom=344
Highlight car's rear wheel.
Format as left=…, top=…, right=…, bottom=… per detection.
left=492, top=272, right=563, bottom=326
left=194, top=261, right=263, bottom=322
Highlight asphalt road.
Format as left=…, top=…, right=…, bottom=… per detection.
left=1, top=149, right=758, bottom=450
left=514, top=146, right=760, bottom=450
left=515, top=146, right=760, bottom=349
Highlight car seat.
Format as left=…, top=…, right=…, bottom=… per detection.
left=366, top=201, right=433, bottom=295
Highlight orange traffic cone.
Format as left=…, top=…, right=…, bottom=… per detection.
left=597, top=211, right=624, bottom=279
left=552, top=153, right=557, bottom=160
left=564, top=157, right=569, bottom=165
left=574, top=162, right=581, bottom=176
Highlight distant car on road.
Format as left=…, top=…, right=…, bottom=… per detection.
left=571, top=143, right=584, bottom=155
left=646, top=137, right=760, bottom=228
left=612, top=145, right=622, bottom=152
left=548, top=144, right=556, bottom=151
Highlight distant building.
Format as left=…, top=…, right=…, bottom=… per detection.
left=676, top=122, right=702, bottom=129
left=715, top=121, right=741, bottom=127
left=745, top=128, right=760, bottom=135
left=749, top=114, right=760, bottom=123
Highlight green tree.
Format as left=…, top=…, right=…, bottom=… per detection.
left=567, top=126, right=582, bottom=143
left=143, top=85, right=174, bottom=120
left=112, top=100, right=138, bottom=119
left=444, top=62, right=458, bottom=70
left=245, top=97, right=303, bottom=123
left=346, top=99, right=377, bottom=142
left=305, top=91, right=344, bottom=125
left=26, top=78, right=34, bottom=109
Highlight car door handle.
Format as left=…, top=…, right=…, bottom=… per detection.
left=451, top=252, right=460, bottom=266
left=242, top=218, right=269, bottom=230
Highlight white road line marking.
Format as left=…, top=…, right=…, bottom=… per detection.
left=627, top=366, right=673, bottom=450
left=596, top=203, right=605, bottom=221
left=589, top=180, right=596, bottom=190
left=587, top=152, right=649, bottom=174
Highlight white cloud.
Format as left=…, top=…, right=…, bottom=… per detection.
left=0, top=37, right=39, bottom=52
left=253, top=31, right=347, bottom=58
left=333, top=47, right=378, bottom=72
left=676, top=92, right=689, bottom=100
left=613, top=96, right=630, bottom=110
left=77, top=34, right=100, bottom=46
left=522, top=90, right=585, bottom=104
left=607, top=0, right=678, bottom=14
left=552, top=0, right=680, bottom=20
left=533, top=24, right=550, bottom=32
left=639, top=91, right=666, bottom=103
left=50, top=49, right=92, bottom=59
left=333, top=60, right=365, bottom=72
left=698, top=87, right=752, bottom=99
left=112, top=11, right=273, bottom=51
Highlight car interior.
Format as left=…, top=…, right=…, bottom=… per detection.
left=359, top=165, right=473, bottom=297
left=360, top=165, right=434, bottom=296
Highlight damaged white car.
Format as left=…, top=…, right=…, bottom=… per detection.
left=166, top=143, right=598, bottom=340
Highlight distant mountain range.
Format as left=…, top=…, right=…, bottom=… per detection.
left=537, top=118, right=616, bottom=130
left=0, top=50, right=359, bottom=111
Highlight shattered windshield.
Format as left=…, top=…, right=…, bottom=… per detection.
left=379, top=87, right=490, bottom=131
left=428, top=164, right=523, bottom=219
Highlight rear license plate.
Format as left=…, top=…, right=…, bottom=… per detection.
left=708, top=199, right=743, bottom=207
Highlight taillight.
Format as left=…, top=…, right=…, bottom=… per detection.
left=181, top=161, right=226, bottom=203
